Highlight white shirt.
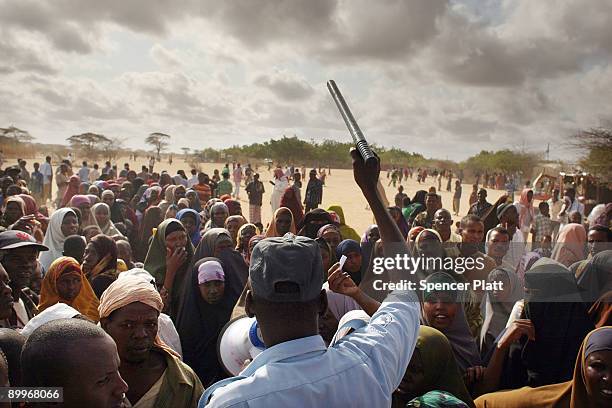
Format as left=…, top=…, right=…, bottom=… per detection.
left=188, top=175, right=199, bottom=188
left=40, top=162, right=53, bottom=184
left=78, top=166, right=90, bottom=182
left=547, top=198, right=563, bottom=222
left=201, top=291, right=420, bottom=408
left=89, top=169, right=100, bottom=183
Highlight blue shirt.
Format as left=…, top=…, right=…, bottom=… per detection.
left=201, top=290, right=420, bottom=408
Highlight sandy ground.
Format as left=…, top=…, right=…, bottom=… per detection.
left=28, top=155, right=507, bottom=235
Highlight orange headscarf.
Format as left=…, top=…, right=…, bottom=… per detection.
left=265, top=207, right=297, bottom=237
left=475, top=326, right=611, bottom=408
left=38, top=256, right=100, bottom=322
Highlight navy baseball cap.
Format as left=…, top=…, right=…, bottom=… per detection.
left=0, top=230, right=48, bottom=251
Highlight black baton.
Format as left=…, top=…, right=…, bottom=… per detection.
left=327, top=80, right=377, bottom=166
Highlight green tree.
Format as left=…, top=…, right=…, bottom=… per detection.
left=0, top=126, right=34, bottom=143
left=573, top=126, right=612, bottom=179
left=67, top=132, right=112, bottom=158
left=146, top=132, right=171, bottom=161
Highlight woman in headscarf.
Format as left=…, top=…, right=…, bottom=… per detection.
left=193, top=228, right=234, bottom=260
left=270, top=168, right=289, bottom=214
left=404, top=190, right=427, bottom=224
left=265, top=207, right=297, bottom=238
left=236, top=223, right=259, bottom=263
left=201, top=198, right=222, bottom=225
left=327, top=205, right=361, bottom=242
left=475, top=326, right=612, bottom=408
left=316, top=237, right=335, bottom=277
left=69, top=195, right=95, bottom=228
left=159, top=185, right=176, bottom=215
left=100, top=189, right=115, bottom=209
left=143, top=185, right=162, bottom=208
left=317, top=223, right=343, bottom=256
left=94, top=180, right=109, bottom=191
left=206, top=202, right=229, bottom=231
left=165, top=204, right=179, bottom=219
left=360, top=224, right=379, bottom=276
left=39, top=208, right=79, bottom=271
left=388, top=205, right=410, bottom=239
left=131, top=176, right=145, bottom=197
left=336, top=239, right=364, bottom=286
left=87, top=184, right=100, bottom=197
left=519, top=257, right=594, bottom=387
left=175, top=258, right=244, bottom=386
left=185, top=189, right=202, bottom=212
left=224, top=215, right=247, bottom=246
left=87, top=193, right=100, bottom=205
left=479, top=267, right=523, bottom=358
left=82, top=234, right=119, bottom=298
left=393, top=326, right=474, bottom=408
left=298, top=208, right=333, bottom=238
left=516, top=188, right=535, bottom=242
left=160, top=172, right=173, bottom=188
left=575, top=250, right=612, bottom=327
left=78, top=182, right=90, bottom=195
left=110, top=199, right=126, bottom=224
left=91, top=203, right=124, bottom=237
left=60, top=175, right=80, bottom=208
left=246, top=234, right=265, bottom=266
left=130, top=184, right=147, bottom=209
left=0, top=196, right=26, bottom=228
left=134, top=206, right=164, bottom=263
left=414, top=229, right=446, bottom=261
left=177, top=208, right=202, bottom=248
left=38, top=256, right=99, bottom=322
left=593, top=202, right=612, bottom=228
left=421, top=272, right=483, bottom=375
left=18, top=194, right=47, bottom=241
left=280, top=186, right=304, bottom=227
left=223, top=199, right=242, bottom=217
left=120, top=181, right=133, bottom=200
left=115, top=198, right=138, bottom=231
left=551, top=223, right=587, bottom=267
left=144, top=218, right=194, bottom=319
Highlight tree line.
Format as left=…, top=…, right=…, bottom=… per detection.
left=2, top=125, right=610, bottom=181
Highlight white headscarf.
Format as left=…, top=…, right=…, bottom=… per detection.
left=20, top=303, right=80, bottom=337
left=39, top=208, right=76, bottom=270
left=91, top=202, right=124, bottom=237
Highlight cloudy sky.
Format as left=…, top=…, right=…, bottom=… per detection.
left=1, top=0, right=611, bottom=161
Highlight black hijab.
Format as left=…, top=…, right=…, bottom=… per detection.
left=175, top=251, right=245, bottom=387
left=521, top=258, right=594, bottom=387
left=298, top=209, right=332, bottom=238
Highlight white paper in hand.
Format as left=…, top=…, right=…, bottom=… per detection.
left=339, top=255, right=347, bottom=271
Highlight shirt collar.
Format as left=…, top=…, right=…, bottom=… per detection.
left=241, top=335, right=326, bottom=376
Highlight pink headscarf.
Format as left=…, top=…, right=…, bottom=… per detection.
left=551, top=223, right=587, bottom=267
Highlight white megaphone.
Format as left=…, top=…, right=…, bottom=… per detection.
left=217, top=316, right=266, bottom=376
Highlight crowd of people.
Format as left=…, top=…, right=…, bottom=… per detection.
left=0, top=151, right=609, bottom=407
